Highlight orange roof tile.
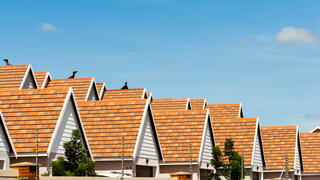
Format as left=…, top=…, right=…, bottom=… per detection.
left=104, top=88, right=146, bottom=100
left=47, top=78, right=93, bottom=101
left=212, top=118, right=258, bottom=166
left=300, top=133, right=320, bottom=174
left=34, top=72, right=48, bottom=88
left=78, top=99, right=148, bottom=158
left=0, top=65, right=30, bottom=89
left=207, top=103, right=242, bottom=119
left=261, top=126, right=297, bottom=170
left=190, top=99, right=206, bottom=110
left=96, top=83, right=106, bottom=99
left=0, top=88, right=70, bottom=153
left=153, top=110, right=208, bottom=163
left=152, top=98, right=189, bottom=110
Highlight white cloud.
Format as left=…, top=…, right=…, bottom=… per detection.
left=302, top=113, right=320, bottom=121
left=40, top=23, right=57, bottom=31
left=276, top=27, right=316, bottom=43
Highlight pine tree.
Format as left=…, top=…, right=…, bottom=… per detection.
left=51, top=130, right=96, bottom=176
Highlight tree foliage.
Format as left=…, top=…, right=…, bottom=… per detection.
left=209, top=138, right=245, bottom=180
left=51, top=130, right=96, bottom=176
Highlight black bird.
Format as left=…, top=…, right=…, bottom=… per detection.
left=3, top=59, right=11, bottom=65
left=121, top=82, right=128, bottom=89
left=68, top=71, right=78, bottom=79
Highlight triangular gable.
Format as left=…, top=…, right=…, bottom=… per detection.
left=239, top=103, right=244, bottom=118
left=199, top=111, right=214, bottom=167
left=85, top=80, right=99, bottom=101
left=20, top=66, right=37, bottom=89
left=252, top=121, right=265, bottom=170
left=48, top=89, right=92, bottom=159
left=186, top=98, right=191, bottom=110
left=42, top=72, right=52, bottom=88
left=0, top=112, right=16, bottom=158
left=134, top=100, right=162, bottom=161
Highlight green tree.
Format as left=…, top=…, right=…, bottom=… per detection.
left=209, top=138, right=245, bottom=180
left=51, top=130, right=96, bottom=176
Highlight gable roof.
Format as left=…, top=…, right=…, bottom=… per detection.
left=300, top=133, right=319, bottom=174
left=190, top=99, right=207, bottom=110
left=0, top=64, right=37, bottom=90
left=103, top=88, right=147, bottom=100
left=96, top=83, right=106, bottom=100
left=310, top=126, right=320, bottom=133
left=152, top=98, right=190, bottom=111
left=0, top=88, right=70, bottom=154
left=77, top=98, right=161, bottom=160
left=153, top=110, right=210, bottom=163
left=261, top=125, right=298, bottom=170
left=207, top=103, right=243, bottom=119
left=47, top=78, right=96, bottom=101
left=212, top=117, right=259, bottom=166
left=34, top=72, right=51, bottom=88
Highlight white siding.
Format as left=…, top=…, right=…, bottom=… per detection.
left=137, top=112, right=158, bottom=160
left=252, top=133, right=263, bottom=167
left=87, top=85, right=98, bottom=101
left=0, top=122, right=10, bottom=169
left=201, top=124, right=213, bottom=164
left=51, top=99, right=80, bottom=155
left=295, top=141, right=301, bottom=170
left=22, top=71, right=36, bottom=89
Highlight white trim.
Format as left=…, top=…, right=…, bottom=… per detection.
left=198, top=110, right=210, bottom=163
left=310, top=126, right=320, bottom=133
left=133, top=99, right=149, bottom=159
left=294, top=125, right=300, bottom=170
left=202, top=99, right=207, bottom=110
left=141, top=88, right=147, bottom=99
left=94, top=157, right=134, bottom=161
left=98, top=83, right=106, bottom=100
left=301, top=173, right=320, bottom=176
left=186, top=98, right=190, bottom=110
left=251, top=117, right=259, bottom=166
left=0, top=112, right=17, bottom=158
left=160, top=162, right=198, bottom=165
left=47, top=88, right=72, bottom=154
left=84, top=78, right=96, bottom=101
left=19, top=65, right=38, bottom=89
left=147, top=97, right=163, bottom=160
left=41, top=72, right=52, bottom=89
left=12, top=153, right=48, bottom=157
left=238, top=103, right=243, bottom=118
left=263, top=169, right=294, bottom=172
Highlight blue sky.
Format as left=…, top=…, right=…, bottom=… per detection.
left=1, top=0, right=320, bottom=131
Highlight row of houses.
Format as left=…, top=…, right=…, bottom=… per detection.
left=0, top=63, right=318, bottom=180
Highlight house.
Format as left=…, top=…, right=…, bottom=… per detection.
left=206, top=103, right=243, bottom=119
left=47, top=78, right=99, bottom=101
left=103, top=88, right=147, bottom=100
left=96, top=82, right=106, bottom=100
left=261, top=126, right=302, bottom=179
left=153, top=109, right=214, bottom=180
left=0, top=88, right=91, bottom=174
left=77, top=98, right=162, bottom=177
left=190, top=99, right=207, bottom=110
left=212, top=117, right=265, bottom=180
left=34, top=72, right=51, bottom=88
left=300, top=132, right=319, bottom=179
left=0, top=64, right=37, bottom=89
left=152, top=98, right=191, bottom=110
left=0, top=112, right=16, bottom=170
left=310, top=126, right=320, bottom=133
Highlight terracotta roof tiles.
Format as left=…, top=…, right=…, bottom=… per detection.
left=152, top=98, right=189, bottom=111
left=190, top=99, right=206, bottom=110
left=153, top=110, right=208, bottom=163
left=34, top=72, right=49, bottom=88
left=300, top=133, right=320, bottom=174
left=212, top=117, right=258, bottom=166
left=96, top=83, right=106, bottom=100
left=78, top=99, right=148, bottom=158
left=0, top=65, right=30, bottom=90
left=261, top=126, right=297, bottom=170
left=47, top=78, right=93, bottom=101
left=207, top=103, right=242, bottom=119
left=104, top=88, right=146, bottom=100
left=0, top=88, right=70, bottom=153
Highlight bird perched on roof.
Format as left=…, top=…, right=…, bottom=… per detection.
left=121, top=82, right=128, bottom=89
left=3, top=59, right=11, bottom=65
left=68, top=71, right=78, bottom=79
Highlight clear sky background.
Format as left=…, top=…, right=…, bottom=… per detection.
left=1, top=0, right=320, bottom=132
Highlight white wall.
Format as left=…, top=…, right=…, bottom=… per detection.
left=200, top=124, right=213, bottom=168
